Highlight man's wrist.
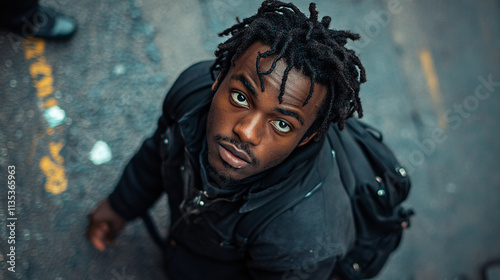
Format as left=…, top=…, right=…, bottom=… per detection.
left=107, top=190, right=138, bottom=221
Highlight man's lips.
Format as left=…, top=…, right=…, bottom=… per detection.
left=218, top=143, right=252, bottom=169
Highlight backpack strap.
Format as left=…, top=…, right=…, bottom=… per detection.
left=326, top=123, right=356, bottom=196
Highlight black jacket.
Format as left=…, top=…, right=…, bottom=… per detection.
left=108, top=61, right=355, bottom=280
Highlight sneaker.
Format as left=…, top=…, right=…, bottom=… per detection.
left=12, top=5, right=77, bottom=40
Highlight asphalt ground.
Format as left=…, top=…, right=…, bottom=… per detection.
left=0, top=0, right=499, bottom=279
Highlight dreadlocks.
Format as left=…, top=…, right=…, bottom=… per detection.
left=211, top=0, right=366, bottom=138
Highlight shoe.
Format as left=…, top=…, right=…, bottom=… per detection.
left=12, top=5, right=77, bottom=40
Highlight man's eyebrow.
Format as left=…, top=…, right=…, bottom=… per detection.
left=231, top=74, right=304, bottom=125
left=231, top=74, right=257, bottom=97
left=275, top=108, right=305, bottom=126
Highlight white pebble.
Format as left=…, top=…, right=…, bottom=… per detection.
left=89, top=140, right=112, bottom=165
left=43, top=105, right=66, bottom=127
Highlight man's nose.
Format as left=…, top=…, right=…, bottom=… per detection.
left=233, top=114, right=264, bottom=146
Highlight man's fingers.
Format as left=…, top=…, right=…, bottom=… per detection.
left=90, top=235, right=106, bottom=252
left=86, top=199, right=126, bottom=252
left=88, top=222, right=110, bottom=252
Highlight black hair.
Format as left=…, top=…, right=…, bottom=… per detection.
left=211, top=0, right=366, bottom=139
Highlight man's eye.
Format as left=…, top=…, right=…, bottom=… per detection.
left=231, top=92, right=248, bottom=107
left=272, top=120, right=291, bottom=133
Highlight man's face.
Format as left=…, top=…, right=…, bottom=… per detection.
left=206, top=42, right=327, bottom=184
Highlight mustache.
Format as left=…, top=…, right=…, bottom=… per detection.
left=214, top=135, right=258, bottom=165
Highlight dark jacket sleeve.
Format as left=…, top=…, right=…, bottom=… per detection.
left=107, top=115, right=167, bottom=220
left=107, top=60, right=214, bottom=220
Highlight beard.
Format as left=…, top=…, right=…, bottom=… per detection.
left=205, top=161, right=241, bottom=188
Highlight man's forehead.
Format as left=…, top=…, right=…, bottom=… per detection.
left=231, top=43, right=318, bottom=103
left=230, top=65, right=314, bottom=108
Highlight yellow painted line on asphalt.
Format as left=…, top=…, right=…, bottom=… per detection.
left=44, top=97, right=57, bottom=109
left=24, top=39, right=44, bottom=59
left=419, top=48, right=448, bottom=130
left=48, top=141, right=65, bottom=165
left=29, top=57, right=54, bottom=98
left=23, top=38, right=68, bottom=195
left=40, top=156, right=67, bottom=194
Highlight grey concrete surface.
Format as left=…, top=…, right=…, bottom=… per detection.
left=0, top=0, right=499, bottom=279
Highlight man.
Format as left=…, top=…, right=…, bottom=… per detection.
left=87, top=1, right=367, bottom=279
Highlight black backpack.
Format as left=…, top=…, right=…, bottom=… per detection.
left=234, top=118, right=414, bottom=279
left=328, top=119, right=414, bottom=279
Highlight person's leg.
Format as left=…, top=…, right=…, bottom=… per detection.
left=0, top=0, right=77, bottom=40
left=0, top=0, right=39, bottom=28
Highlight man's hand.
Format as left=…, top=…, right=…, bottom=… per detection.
left=86, top=199, right=126, bottom=251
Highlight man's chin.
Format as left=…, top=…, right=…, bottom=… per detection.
left=206, top=162, right=241, bottom=188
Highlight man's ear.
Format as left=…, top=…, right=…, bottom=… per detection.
left=212, top=72, right=222, bottom=92
left=298, top=131, right=318, bottom=147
